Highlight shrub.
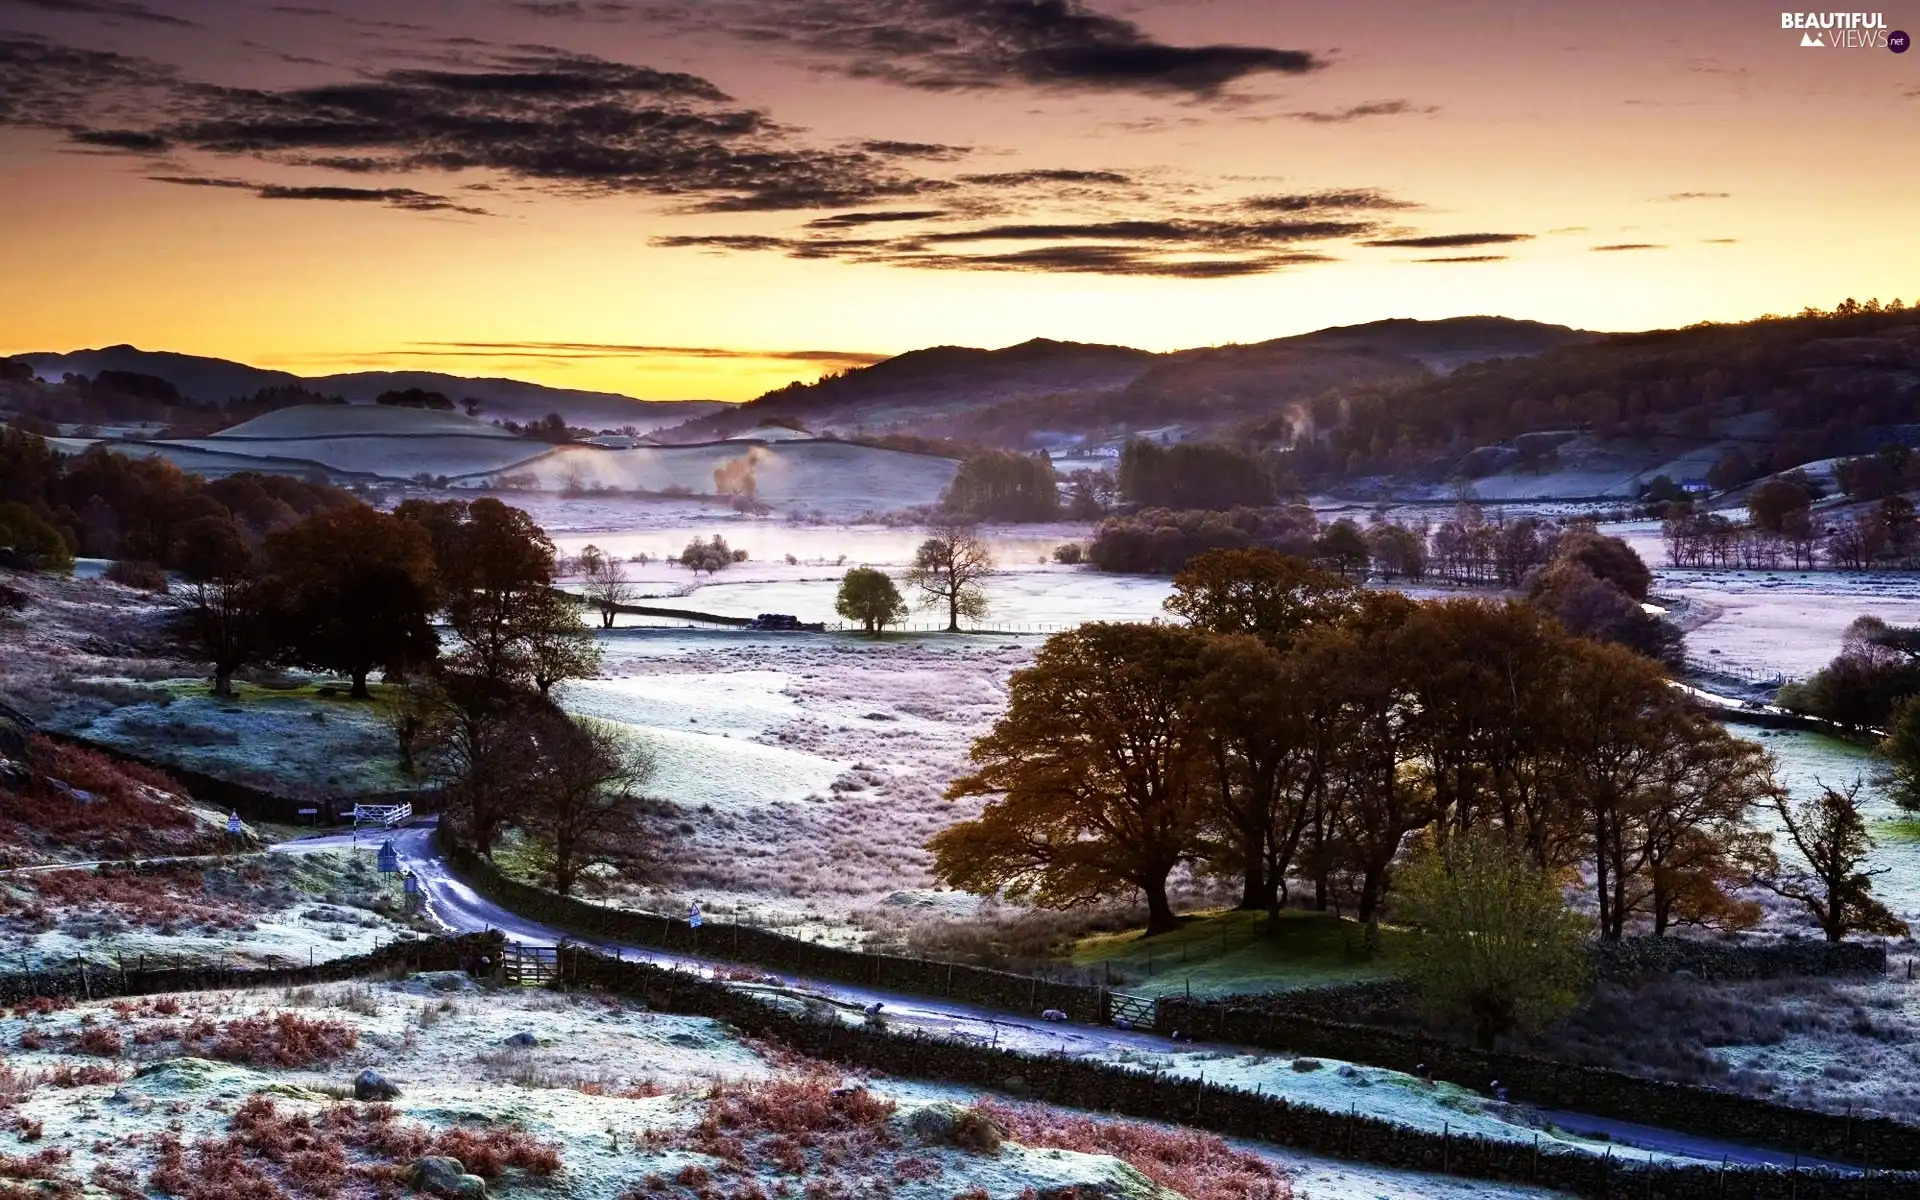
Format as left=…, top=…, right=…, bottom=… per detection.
left=69, top=1027, right=122, bottom=1058
left=202, top=1013, right=358, bottom=1068
left=103, top=560, right=168, bottom=593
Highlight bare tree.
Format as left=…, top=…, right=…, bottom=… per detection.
left=905, top=521, right=995, bottom=632
left=577, top=543, right=635, bottom=629
left=1758, top=779, right=1908, bottom=941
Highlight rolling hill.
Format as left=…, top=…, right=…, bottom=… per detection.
left=12, top=345, right=725, bottom=429
left=659, top=318, right=1587, bottom=448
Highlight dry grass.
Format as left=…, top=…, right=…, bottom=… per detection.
left=1, top=864, right=265, bottom=938
left=976, top=1100, right=1290, bottom=1200
left=0, top=738, right=211, bottom=865
left=149, top=1096, right=561, bottom=1200
left=200, top=1013, right=359, bottom=1069
left=627, top=1075, right=903, bottom=1197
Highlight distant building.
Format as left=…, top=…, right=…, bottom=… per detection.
left=1680, top=481, right=1713, bottom=495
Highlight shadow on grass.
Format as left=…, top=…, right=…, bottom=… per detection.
left=1066, top=908, right=1405, bottom=999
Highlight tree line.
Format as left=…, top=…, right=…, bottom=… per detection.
left=0, top=428, right=357, bottom=574
left=929, top=549, right=1899, bottom=952
left=1662, top=469, right=1920, bottom=573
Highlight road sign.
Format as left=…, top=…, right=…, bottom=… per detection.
left=226, top=813, right=242, bottom=836
left=377, top=841, right=400, bottom=873
left=402, top=872, right=418, bottom=894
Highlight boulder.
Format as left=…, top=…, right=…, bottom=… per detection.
left=355, top=1068, right=401, bottom=1101
left=408, top=1156, right=486, bottom=1199
left=502, top=1031, right=539, bottom=1048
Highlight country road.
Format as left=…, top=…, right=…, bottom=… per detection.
left=269, top=819, right=1854, bottom=1173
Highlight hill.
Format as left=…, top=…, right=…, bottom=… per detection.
left=11, top=346, right=724, bottom=429
left=666, top=338, right=1156, bottom=442
left=660, top=318, right=1584, bottom=449
left=211, top=404, right=521, bottom=440
left=1267, top=306, right=1920, bottom=498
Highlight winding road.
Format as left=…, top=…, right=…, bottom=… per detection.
left=269, top=819, right=1855, bottom=1174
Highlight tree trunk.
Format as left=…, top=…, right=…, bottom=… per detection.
left=350, top=670, right=370, bottom=700
left=213, top=666, right=234, bottom=698
left=600, top=607, right=616, bottom=629
left=946, top=589, right=960, bottom=632
left=1356, top=865, right=1385, bottom=925
left=1142, top=878, right=1178, bottom=936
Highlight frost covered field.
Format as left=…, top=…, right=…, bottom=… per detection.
left=1614, top=520, right=1920, bottom=679
left=0, top=971, right=1581, bottom=1200
left=561, top=632, right=1039, bottom=927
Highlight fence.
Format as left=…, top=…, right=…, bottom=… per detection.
left=437, top=835, right=1916, bottom=1170
left=549, top=945, right=1920, bottom=1200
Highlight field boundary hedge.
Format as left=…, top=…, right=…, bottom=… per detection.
left=550, top=945, right=1918, bottom=1200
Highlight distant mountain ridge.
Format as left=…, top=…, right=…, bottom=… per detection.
left=662, top=318, right=1592, bottom=446
left=12, top=345, right=725, bottom=429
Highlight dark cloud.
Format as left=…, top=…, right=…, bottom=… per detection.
left=149, top=174, right=489, bottom=214
left=663, top=0, right=1320, bottom=97
left=1, top=29, right=1408, bottom=278
left=1414, top=255, right=1508, bottom=263
left=1241, top=189, right=1415, bottom=213
left=1287, top=100, right=1436, bottom=124
left=860, top=139, right=970, bottom=160
left=957, top=168, right=1133, bottom=186
left=1700, top=237, right=1739, bottom=244
left=1654, top=191, right=1729, bottom=202
left=1361, top=232, right=1533, bottom=249
left=1590, top=242, right=1664, bottom=251
left=882, top=246, right=1335, bottom=277
left=10, top=43, right=959, bottom=213
left=398, top=340, right=886, bottom=366
left=654, top=189, right=1393, bottom=277
left=803, top=209, right=950, bottom=228
left=916, top=217, right=1372, bottom=246
left=68, top=127, right=169, bottom=150
left=0, top=0, right=191, bottom=26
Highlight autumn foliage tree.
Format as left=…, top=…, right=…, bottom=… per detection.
left=931, top=547, right=1797, bottom=957
left=934, top=623, right=1210, bottom=934
left=263, top=505, right=439, bottom=698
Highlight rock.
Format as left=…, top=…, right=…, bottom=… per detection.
left=1291, top=1058, right=1324, bottom=1073
left=1336, top=1064, right=1359, bottom=1079
left=355, top=1069, right=401, bottom=1101
left=502, top=1031, right=539, bottom=1048
left=999, top=1075, right=1030, bottom=1098
left=906, top=1104, right=957, bottom=1144
left=408, top=1156, right=486, bottom=1199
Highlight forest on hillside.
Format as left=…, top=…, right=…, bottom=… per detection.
left=1257, top=302, right=1920, bottom=484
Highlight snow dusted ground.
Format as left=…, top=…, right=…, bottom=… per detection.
left=562, top=631, right=1039, bottom=929
left=1613, top=520, right=1920, bottom=680
left=0, top=974, right=1579, bottom=1200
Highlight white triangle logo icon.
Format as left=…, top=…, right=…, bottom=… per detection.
left=1800, top=30, right=1824, bottom=46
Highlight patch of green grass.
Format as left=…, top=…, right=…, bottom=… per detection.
left=1066, top=908, right=1405, bottom=999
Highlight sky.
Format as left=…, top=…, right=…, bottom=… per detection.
left=2, top=0, right=1917, bottom=401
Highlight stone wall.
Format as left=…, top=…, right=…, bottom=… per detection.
left=1155, top=996, right=1920, bottom=1170
left=551, top=946, right=1917, bottom=1200
left=447, top=837, right=1919, bottom=1170
left=0, top=933, right=500, bottom=1006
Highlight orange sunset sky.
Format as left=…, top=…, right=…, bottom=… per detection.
left=2, top=0, right=1917, bottom=400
